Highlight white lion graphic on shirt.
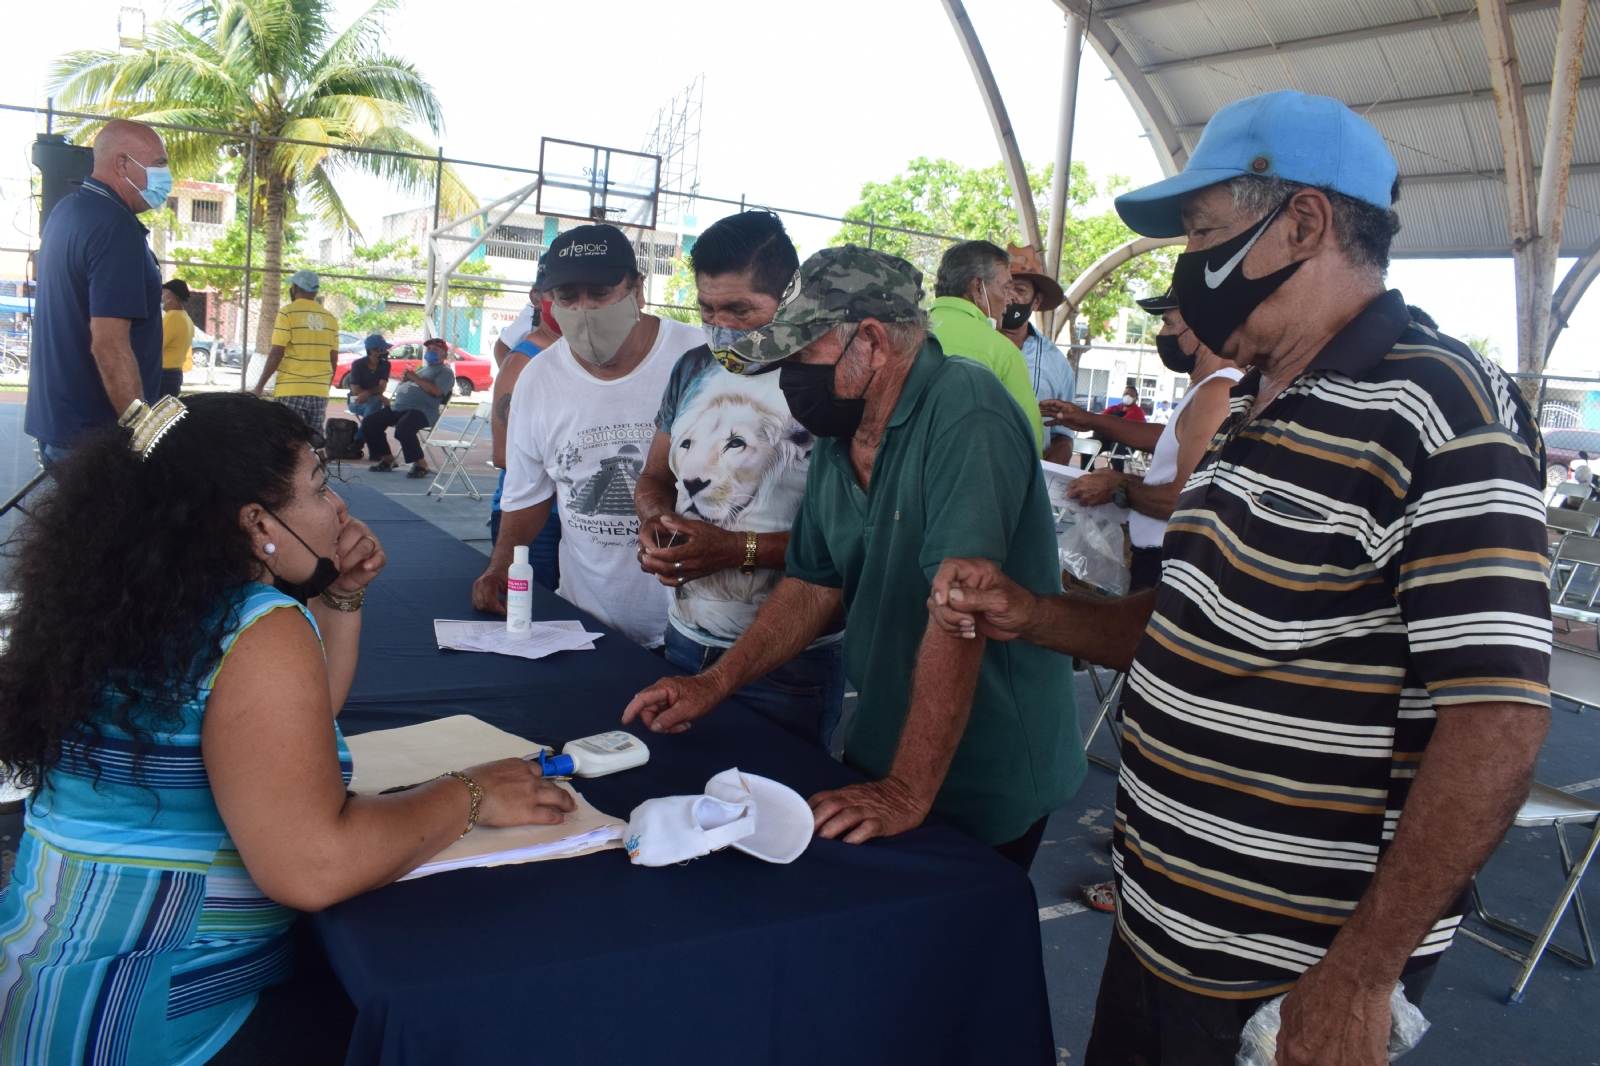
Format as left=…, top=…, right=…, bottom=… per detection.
left=669, top=378, right=812, bottom=639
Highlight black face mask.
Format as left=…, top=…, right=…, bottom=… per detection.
left=264, top=507, right=341, bottom=604
left=1156, top=330, right=1197, bottom=375
left=1171, top=198, right=1301, bottom=355
left=1000, top=302, right=1032, bottom=331
left=779, top=328, right=868, bottom=439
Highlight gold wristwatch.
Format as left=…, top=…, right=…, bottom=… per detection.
left=739, top=531, right=759, bottom=575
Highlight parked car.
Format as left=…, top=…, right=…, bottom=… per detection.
left=189, top=329, right=246, bottom=369
left=335, top=339, right=490, bottom=397
left=1543, top=427, right=1600, bottom=487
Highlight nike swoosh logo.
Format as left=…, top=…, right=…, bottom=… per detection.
left=1202, top=216, right=1274, bottom=289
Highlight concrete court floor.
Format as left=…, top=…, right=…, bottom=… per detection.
left=0, top=394, right=1597, bottom=1063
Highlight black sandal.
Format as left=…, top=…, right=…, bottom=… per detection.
left=406, top=464, right=431, bottom=479
left=370, top=457, right=396, bottom=472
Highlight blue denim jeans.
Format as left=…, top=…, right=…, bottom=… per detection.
left=346, top=396, right=385, bottom=441
left=664, top=625, right=845, bottom=752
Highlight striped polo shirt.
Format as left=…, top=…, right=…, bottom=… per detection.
left=268, top=297, right=338, bottom=396
left=1114, top=290, right=1551, bottom=999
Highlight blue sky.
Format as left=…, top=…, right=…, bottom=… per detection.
left=1, top=0, right=1590, bottom=373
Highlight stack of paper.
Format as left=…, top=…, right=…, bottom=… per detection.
left=433, top=618, right=604, bottom=659
left=1041, top=459, right=1130, bottom=525
left=400, top=794, right=624, bottom=880
left=344, top=715, right=627, bottom=880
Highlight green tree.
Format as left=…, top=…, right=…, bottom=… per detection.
left=830, top=157, right=1174, bottom=342
left=171, top=210, right=307, bottom=303
left=51, top=0, right=476, bottom=354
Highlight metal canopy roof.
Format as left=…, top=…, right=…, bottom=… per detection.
left=1056, top=0, right=1600, bottom=258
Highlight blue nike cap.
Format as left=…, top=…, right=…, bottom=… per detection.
left=1115, top=90, right=1398, bottom=239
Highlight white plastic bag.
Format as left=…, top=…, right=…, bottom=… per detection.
left=1057, top=507, right=1130, bottom=597
left=1235, top=982, right=1430, bottom=1066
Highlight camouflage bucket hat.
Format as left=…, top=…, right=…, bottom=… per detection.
left=724, top=245, right=925, bottom=370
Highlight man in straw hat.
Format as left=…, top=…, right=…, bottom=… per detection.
left=999, top=244, right=1077, bottom=464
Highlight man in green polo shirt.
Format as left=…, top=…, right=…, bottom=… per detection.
left=622, top=246, right=1084, bottom=866
left=926, top=240, right=1045, bottom=453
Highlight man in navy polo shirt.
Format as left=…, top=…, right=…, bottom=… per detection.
left=27, top=119, right=167, bottom=463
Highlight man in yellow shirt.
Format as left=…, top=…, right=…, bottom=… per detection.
left=159, top=279, right=195, bottom=399
left=253, top=269, right=338, bottom=432
left=925, top=240, right=1045, bottom=453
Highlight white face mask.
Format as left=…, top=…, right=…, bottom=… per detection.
left=554, top=290, right=640, bottom=366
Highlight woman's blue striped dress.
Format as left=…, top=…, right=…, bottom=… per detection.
left=0, top=584, right=352, bottom=1065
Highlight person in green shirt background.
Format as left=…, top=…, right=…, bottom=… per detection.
left=926, top=240, right=1046, bottom=454
left=622, top=245, right=1084, bottom=868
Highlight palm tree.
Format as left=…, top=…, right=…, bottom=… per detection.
left=51, top=0, right=476, bottom=353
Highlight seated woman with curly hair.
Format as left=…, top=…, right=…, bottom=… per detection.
left=0, top=393, right=573, bottom=1065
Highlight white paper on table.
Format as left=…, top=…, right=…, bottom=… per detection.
left=453, top=624, right=604, bottom=660
left=399, top=782, right=626, bottom=880
left=434, top=618, right=598, bottom=652
left=345, top=715, right=548, bottom=795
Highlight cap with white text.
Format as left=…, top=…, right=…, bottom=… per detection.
left=542, top=224, right=638, bottom=289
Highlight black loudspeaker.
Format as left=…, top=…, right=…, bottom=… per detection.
left=32, top=134, right=95, bottom=235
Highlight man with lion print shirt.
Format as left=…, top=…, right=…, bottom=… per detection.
left=633, top=211, right=847, bottom=750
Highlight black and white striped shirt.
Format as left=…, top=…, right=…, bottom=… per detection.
left=1115, top=290, right=1552, bottom=998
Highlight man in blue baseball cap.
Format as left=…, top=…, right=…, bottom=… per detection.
left=346, top=334, right=393, bottom=452
left=926, top=90, right=1550, bottom=1065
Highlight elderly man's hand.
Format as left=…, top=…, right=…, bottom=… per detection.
left=928, top=557, right=1038, bottom=642
left=328, top=517, right=385, bottom=596
left=1274, top=961, right=1393, bottom=1066
left=1067, top=469, right=1123, bottom=507
left=1039, top=399, right=1097, bottom=432
left=638, top=514, right=742, bottom=586
left=472, top=564, right=509, bottom=614
left=622, top=672, right=727, bottom=734
left=809, top=776, right=931, bottom=843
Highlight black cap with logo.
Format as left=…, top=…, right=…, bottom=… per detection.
left=542, top=224, right=638, bottom=289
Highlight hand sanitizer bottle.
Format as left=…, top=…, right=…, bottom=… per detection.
left=506, top=545, right=533, bottom=638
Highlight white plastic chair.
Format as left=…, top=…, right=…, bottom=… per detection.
left=425, top=402, right=491, bottom=501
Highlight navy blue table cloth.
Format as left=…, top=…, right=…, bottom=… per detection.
left=315, top=483, right=1055, bottom=1065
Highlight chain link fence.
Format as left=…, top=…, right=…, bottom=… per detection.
left=1509, top=373, right=1600, bottom=487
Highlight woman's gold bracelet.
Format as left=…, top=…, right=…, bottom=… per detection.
left=318, top=586, right=365, bottom=612
left=441, top=770, right=483, bottom=837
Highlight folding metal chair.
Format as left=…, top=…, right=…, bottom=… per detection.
left=1081, top=666, right=1126, bottom=773
left=1551, top=604, right=1600, bottom=654
left=1458, top=782, right=1600, bottom=1003
left=1547, top=507, right=1598, bottom=538
left=1553, top=481, right=1590, bottom=504
left=1580, top=498, right=1600, bottom=517
left=1549, top=644, right=1600, bottom=714
left=1071, top=436, right=1102, bottom=469
left=424, top=402, right=491, bottom=501
left=1553, top=534, right=1600, bottom=608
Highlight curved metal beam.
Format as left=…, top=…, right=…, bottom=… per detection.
left=940, top=0, right=1043, bottom=250
left=1547, top=233, right=1600, bottom=360
left=1052, top=234, right=1184, bottom=339
left=1053, top=0, right=1186, bottom=176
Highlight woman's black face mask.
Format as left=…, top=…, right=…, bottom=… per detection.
left=264, top=506, right=340, bottom=604
left=779, top=327, right=869, bottom=439
left=1170, top=198, right=1301, bottom=354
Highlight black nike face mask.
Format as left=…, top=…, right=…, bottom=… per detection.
left=1171, top=198, right=1302, bottom=355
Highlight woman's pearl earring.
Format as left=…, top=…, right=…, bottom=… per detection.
left=264, top=543, right=276, bottom=555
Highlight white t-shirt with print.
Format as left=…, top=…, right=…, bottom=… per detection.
left=502, top=316, right=703, bottom=647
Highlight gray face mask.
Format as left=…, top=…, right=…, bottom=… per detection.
left=557, top=291, right=640, bottom=366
